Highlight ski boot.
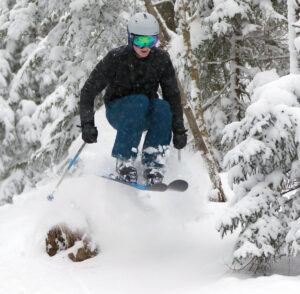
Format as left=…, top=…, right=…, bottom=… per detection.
left=116, top=158, right=138, bottom=183
left=143, top=167, right=164, bottom=185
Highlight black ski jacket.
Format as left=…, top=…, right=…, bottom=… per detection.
left=80, top=45, right=184, bottom=132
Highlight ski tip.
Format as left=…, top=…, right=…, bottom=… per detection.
left=168, top=180, right=188, bottom=192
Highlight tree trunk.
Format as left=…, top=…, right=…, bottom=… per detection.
left=176, top=0, right=226, bottom=202
left=177, top=79, right=226, bottom=202
left=144, top=0, right=170, bottom=48
left=144, top=0, right=226, bottom=202
left=45, top=224, right=99, bottom=262
left=229, top=17, right=244, bottom=121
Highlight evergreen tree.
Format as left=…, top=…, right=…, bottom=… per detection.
left=196, top=0, right=289, bottom=164
left=219, top=73, right=300, bottom=272
left=288, top=0, right=300, bottom=73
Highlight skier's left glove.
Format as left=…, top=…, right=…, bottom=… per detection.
left=173, top=128, right=187, bottom=149
left=81, top=122, right=98, bottom=143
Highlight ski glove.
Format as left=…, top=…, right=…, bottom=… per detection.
left=82, top=123, right=98, bottom=144
left=173, top=128, right=187, bottom=149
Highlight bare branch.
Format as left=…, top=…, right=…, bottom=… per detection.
left=152, top=0, right=173, bottom=5
left=58, top=21, right=72, bottom=45
left=202, top=80, right=231, bottom=111
left=244, top=55, right=290, bottom=61
left=154, top=6, right=177, bottom=38
left=204, top=58, right=235, bottom=65
left=90, top=29, right=105, bottom=48
left=203, top=55, right=289, bottom=65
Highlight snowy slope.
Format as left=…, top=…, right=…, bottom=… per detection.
left=0, top=108, right=299, bottom=294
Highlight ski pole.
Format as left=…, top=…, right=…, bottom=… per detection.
left=47, top=142, right=87, bottom=201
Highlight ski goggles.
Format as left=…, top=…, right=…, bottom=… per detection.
left=133, top=35, right=159, bottom=48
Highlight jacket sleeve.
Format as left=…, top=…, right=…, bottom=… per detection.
left=80, top=52, right=112, bottom=125
left=159, top=53, right=185, bottom=132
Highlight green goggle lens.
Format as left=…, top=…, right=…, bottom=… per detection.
left=133, top=35, right=158, bottom=48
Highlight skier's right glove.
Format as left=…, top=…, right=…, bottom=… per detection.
left=81, top=122, right=98, bottom=143
left=173, top=128, right=187, bottom=149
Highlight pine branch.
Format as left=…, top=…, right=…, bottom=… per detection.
left=281, top=183, right=300, bottom=196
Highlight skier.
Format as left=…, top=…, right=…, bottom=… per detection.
left=80, top=12, right=187, bottom=185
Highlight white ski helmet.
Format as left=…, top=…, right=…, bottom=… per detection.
left=127, top=12, right=159, bottom=36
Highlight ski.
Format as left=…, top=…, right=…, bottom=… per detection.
left=100, top=174, right=188, bottom=192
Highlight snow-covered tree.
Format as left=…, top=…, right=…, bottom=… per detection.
left=219, top=73, right=300, bottom=272
left=288, top=0, right=300, bottom=73
left=198, top=0, right=289, bottom=163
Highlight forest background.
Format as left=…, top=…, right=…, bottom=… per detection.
left=1, top=0, right=300, bottom=273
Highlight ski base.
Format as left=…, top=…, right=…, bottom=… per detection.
left=100, top=174, right=188, bottom=192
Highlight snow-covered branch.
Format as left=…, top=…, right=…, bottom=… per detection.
left=153, top=6, right=176, bottom=39
left=187, top=11, right=198, bottom=23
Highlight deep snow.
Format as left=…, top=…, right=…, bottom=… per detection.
left=0, top=108, right=300, bottom=294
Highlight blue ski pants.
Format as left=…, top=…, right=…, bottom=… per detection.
left=106, top=94, right=172, bottom=167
